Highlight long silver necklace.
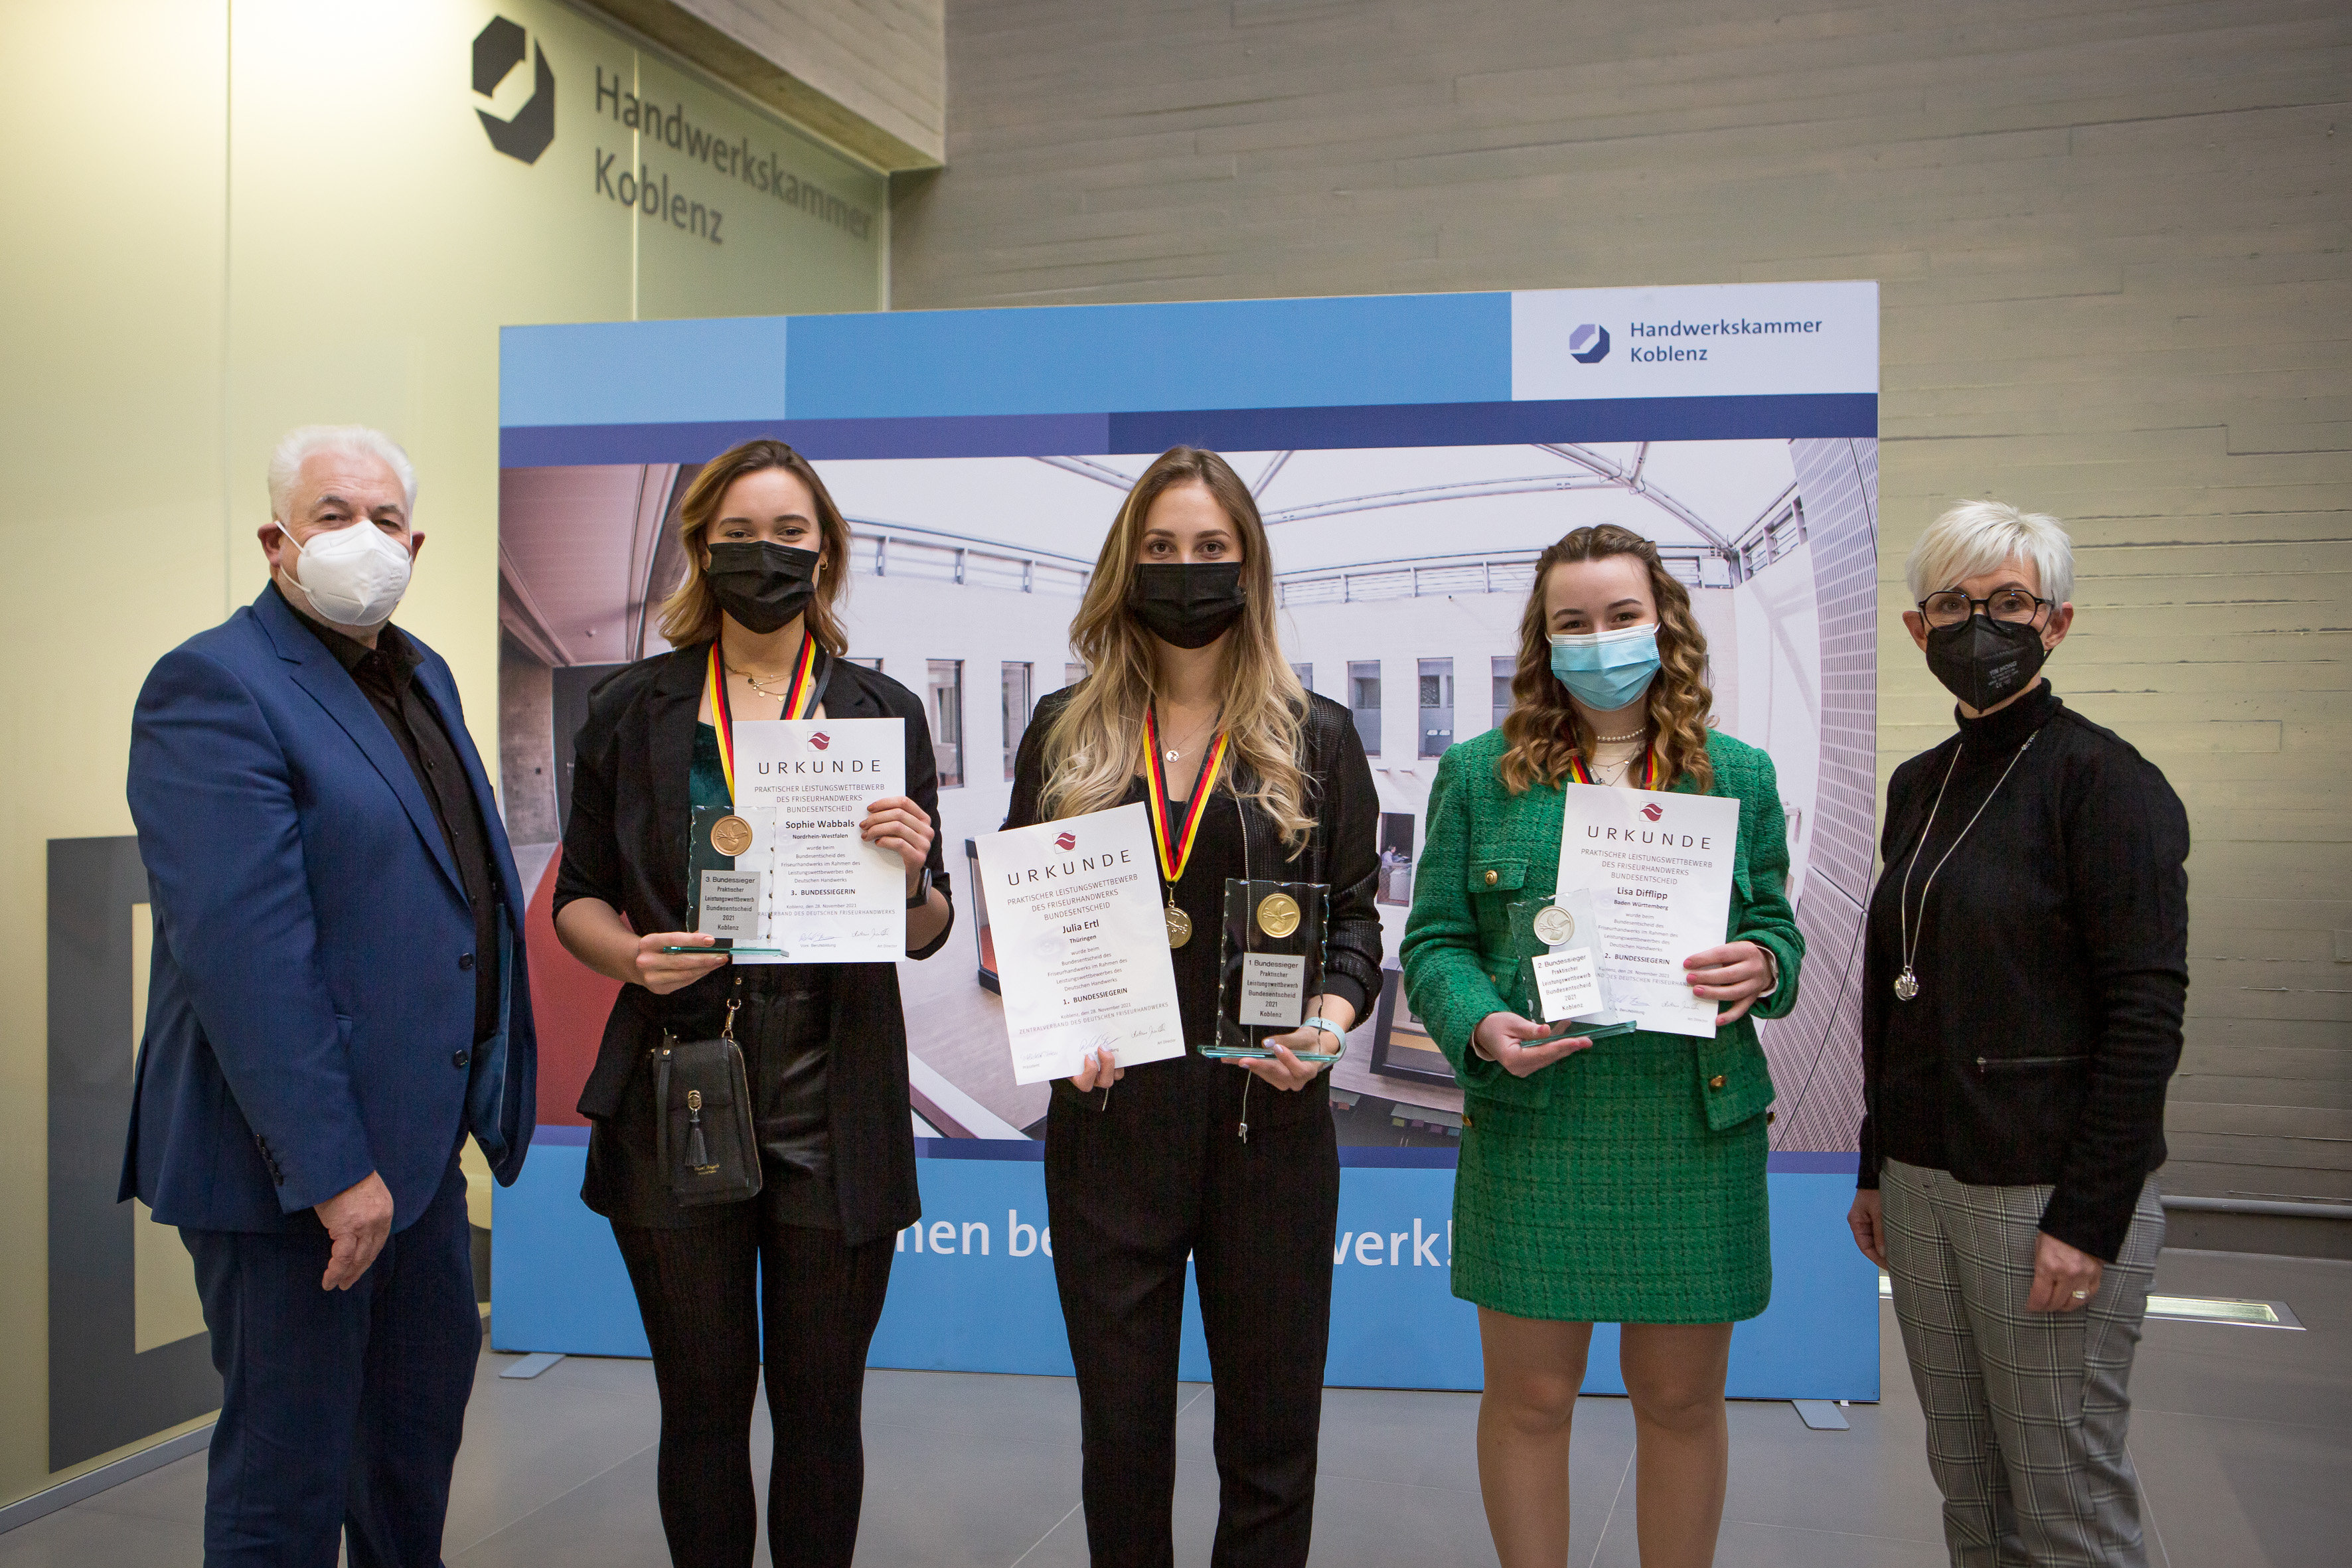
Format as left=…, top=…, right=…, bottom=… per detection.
left=1894, top=731, right=2039, bottom=1001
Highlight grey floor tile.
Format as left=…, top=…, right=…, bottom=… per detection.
left=1304, top=1468, right=1500, bottom=1567
left=0, top=1501, right=201, bottom=1567
left=1312, top=1385, right=1486, bottom=1492
left=74, top=1451, right=208, bottom=1526
left=447, top=1446, right=668, bottom=1568
left=1719, top=1397, right=1944, bottom=1546
left=1595, top=1516, right=1952, bottom=1567
left=862, top=1367, right=1085, bottom=1450
left=2124, top=1407, right=2352, bottom=1568
left=441, top=1352, right=663, bottom=1557
left=855, top=1401, right=1087, bottom=1567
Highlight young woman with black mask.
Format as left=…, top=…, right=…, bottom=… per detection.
left=1004, top=447, right=1382, bottom=1568
left=554, top=438, right=953, bottom=1568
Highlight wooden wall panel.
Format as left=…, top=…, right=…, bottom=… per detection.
left=898, top=0, right=2352, bottom=1202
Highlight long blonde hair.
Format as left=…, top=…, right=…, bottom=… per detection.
left=1040, top=447, right=1315, bottom=853
left=1498, top=524, right=1717, bottom=795
left=656, top=439, right=855, bottom=653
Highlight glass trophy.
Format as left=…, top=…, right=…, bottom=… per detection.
left=1207, top=878, right=1340, bottom=1061
left=666, top=804, right=785, bottom=957
left=1504, top=886, right=1638, bottom=1042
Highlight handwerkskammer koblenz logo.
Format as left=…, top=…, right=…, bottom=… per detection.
left=1570, top=323, right=1611, bottom=364
left=474, top=16, right=554, bottom=164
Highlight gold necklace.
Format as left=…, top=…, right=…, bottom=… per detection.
left=726, top=663, right=795, bottom=698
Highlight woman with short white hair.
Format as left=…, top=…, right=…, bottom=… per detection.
left=1848, top=500, right=2191, bottom=1567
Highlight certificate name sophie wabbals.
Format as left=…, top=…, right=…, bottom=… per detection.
left=724, top=718, right=908, bottom=965
left=974, top=803, right=1187, bottom=1085
left=1553, top=782, right=1741, bottom=1039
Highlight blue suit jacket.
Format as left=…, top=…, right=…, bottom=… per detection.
left=121, top=587, right=537, bottom=1232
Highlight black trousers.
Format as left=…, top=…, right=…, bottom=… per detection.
left=1045, top=1058, right=1341, bottom=1568
left=611, top=1196, right=894, bottom=1568
left=182, top=1148, right=478, bottom=1568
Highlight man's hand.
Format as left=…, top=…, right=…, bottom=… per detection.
left=2027, top=1230, right=2105, bottom=1313
left=315, top=1171, right=394, bottom=1291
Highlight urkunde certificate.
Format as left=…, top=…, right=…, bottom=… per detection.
left=973, top=802, right=1188, bottom=1085
left=724, top=718, right=907, bottom=965
left=1553, top=782, right=1741, bottom=1038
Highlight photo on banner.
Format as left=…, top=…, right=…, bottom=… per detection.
left=499, top=437, right=1872, bottom=1151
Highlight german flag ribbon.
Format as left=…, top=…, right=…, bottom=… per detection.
left=1568, top=745, right=1665, bottom=789
left=705, top=643, right=739, bottom=804
left=1142, top=705, right=1230, bottom=888
left=704, top=636, right=823, bottom=805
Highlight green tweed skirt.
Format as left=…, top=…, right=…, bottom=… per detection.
left=1452, top=1034, right=1770, bottom=1324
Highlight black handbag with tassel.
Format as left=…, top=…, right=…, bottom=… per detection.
left=655, top=1000, right=762, bottom=1207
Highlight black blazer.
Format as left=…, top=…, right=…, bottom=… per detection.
left=1857, top=685, right=2189, bottom=1261
left=554, top=640, right=952, bottom=1245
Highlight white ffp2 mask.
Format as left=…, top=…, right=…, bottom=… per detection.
left=277, top=518, right=413, bottom=627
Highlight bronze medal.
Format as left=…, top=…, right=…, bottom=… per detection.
left=1532, top=904, right=1575, bottom=945
left=710, top=815, right=755, bottom=857
left=1255, top=892, right=1302, bottom=939
left=1165, top=902, right=1194, bottom=948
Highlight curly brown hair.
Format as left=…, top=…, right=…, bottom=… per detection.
left=1497, top=524, right=1716, bottom=795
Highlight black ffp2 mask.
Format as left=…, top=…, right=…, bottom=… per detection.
left=704, top=540, right=820, bottom=633
left=1128, top=562, right=1247, bottom=649
left=1925, top=613, right=2049, bottom=711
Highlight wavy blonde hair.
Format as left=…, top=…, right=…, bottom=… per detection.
left=1498, top=524, right=1716, bottom=795
left=1039, top=447, right=1314, bottom=853
left=656, top=439, right=854, bottom=653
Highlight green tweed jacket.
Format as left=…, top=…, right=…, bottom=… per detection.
left=1400, top=728, right=1803, bottom=1128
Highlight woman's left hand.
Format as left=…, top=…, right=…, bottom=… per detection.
left=2028, top=1231, right=2105, bottom=1313
left=1235, top=996, right=1356, bottom=1091
left=860, top=795, right=936, bottom=894
left=1684, top=940, right=1773, bottom=1025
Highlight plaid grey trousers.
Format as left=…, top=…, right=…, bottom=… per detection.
left=1881, top=1159, right=2165, bottom=1568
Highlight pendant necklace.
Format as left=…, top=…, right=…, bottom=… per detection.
left=1893, top=730, right=2039, bottom=1001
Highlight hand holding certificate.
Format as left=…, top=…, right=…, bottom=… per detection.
left=973, top=803, right=1188, bottom=1085
left=1553, top=782, right=1741, bottom=1038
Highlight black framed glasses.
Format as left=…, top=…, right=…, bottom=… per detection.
left=1918, top=587, right=2051, bottom=629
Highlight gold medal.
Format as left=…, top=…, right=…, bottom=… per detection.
left=1533, top=904, right=1575, bottom=945
left=1165, top=902, right=1194, bottom=948
left=1256, top=892, right=1302, bottom=939
left=710, top=815, right=755, bottom=857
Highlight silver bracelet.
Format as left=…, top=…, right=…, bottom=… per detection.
left=1300, top=1014, right=1346, bottom=1057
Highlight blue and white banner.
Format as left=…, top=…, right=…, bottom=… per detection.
left=495, top=281, right=1881, bottom=1399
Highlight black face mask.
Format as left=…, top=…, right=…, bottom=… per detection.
left=1128, top=562, right=1247, bottom=649
left=704, top=540, right=820, bottom=634
left=1925, top=613, right=2049, bottom=711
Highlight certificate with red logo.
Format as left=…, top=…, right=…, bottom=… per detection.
left=722, top=718, right=907, bottom=965
left=973, top=802, right=1187, bottom=1085
left=1553, top=783, right=1741, bottom=1038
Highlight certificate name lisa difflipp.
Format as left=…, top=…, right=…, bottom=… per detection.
left=728, top=718, right=907, bottom=965
left=974, top=802, right=1188, bottom=1085
left=1554, top=783, right=1741, bottom=1039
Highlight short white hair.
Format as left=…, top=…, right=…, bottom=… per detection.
left=267, top=425, right=418, bottom=522
left=1905, top=499, right=2074, bottom=608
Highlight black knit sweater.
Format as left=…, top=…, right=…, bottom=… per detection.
left=1857, top=682, right=2191, bottom=1261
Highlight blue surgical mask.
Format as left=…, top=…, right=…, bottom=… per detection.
left=1549, top=624, right=1662, bottom=712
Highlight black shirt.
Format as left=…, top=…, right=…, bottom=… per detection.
left=1859, top=682, right=2191, bottom=1261
left=275, top=584, right=503, bottom=1043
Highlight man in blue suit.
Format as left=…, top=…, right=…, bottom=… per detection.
left=123, top=424, right=536, bottom=1567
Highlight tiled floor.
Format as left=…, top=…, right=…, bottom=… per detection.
left=4, top=1247, right=2343, bottom=1566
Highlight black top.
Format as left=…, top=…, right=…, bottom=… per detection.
left=276, top=582, right=501, bottom=1043
left=554, top=641, right=952, bottom=1243
left=1004, top=687, right=1383, bottom=1128
left=1858, top=683, right=2191, bottom=1261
